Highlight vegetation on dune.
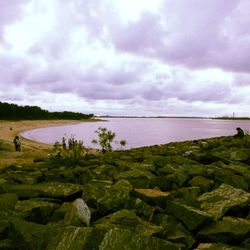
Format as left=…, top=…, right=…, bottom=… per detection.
left=0, top=101, right=94, bottom=120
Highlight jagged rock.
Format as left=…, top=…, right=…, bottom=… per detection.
left=195, top=243, right=247, bottom=249
left=208, top=166, right=249, bottom=190
left=198, top=216, right=250, bottom=244
left=15, top=199, right=59, bottom=224
left=131, top=188, right=171, bottom=207
left=197, top=184, right=250, bottom=220
left=86, top=180, right=132, bottom=215
left=134, top=198, right=155, bottom=220
left=115, top=169, right=156, bottom=180
left=49, top=202, right=71, bottom=223
left=230, top=149, right=250, bottom=161
left=166, top=201, right=213, bottom=231
left=0, top=193, right=18, bottom=212
left=81, top=180, right=112, bottom=208
left=151, top=175, right=176, bottom=191
left=187, top=176, right=214, bottom=191
left=47, top=226, right=180, bottom=250
left=168, top=187, right=201, bottom=207
left=6, top=217, right=63, bottom=250
left=93, top=209, right=163, bottom=237
left=64, top=198, right=91, bottom=227
left=152, top=213, right=195, bottom=249
left=1, top=182, right=84, bottom=200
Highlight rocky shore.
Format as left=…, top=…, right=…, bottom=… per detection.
left=0, top=135, right=250, bottom=249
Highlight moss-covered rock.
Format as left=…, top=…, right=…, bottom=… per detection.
left=1, top=182, right=83, bottom=200
left=198, top=184, right=250, bottom=220
left=64, top=198, right=91, bottom=227
left=93, top=209, right=163, bottom=237
left=195, top=243, right=248, bottom=250
left=15, top=199, right=59, bottom=224
left=198, top=216, right=250, bottom=244
left=0, top=193, right=18, bottom=212
left=152, top=213, right=195, bottom=249
left=131, top=188, right=171, bottom=207
left=47, top=226, right=180, bottom=250
left=166, top=201, right=213, bottom=231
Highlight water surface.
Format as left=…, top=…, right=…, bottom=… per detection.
left=21, top=118, right=250, bottom=149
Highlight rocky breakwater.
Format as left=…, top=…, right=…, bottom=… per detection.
left=0, top=135, right=250, bottom=249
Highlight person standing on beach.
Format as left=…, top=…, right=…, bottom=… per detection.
left=13, top=136, right=21, bottom=152
left=62, top=137, right=67, bottom=150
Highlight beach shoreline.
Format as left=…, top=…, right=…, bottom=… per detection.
left=0, top=119, right=86, bottom=150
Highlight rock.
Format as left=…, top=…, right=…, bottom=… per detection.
left=115, top=169, right=156, bottom=180
left=47, top=226, right=180, bottom=250
left=134, top=198, right=155, bottom=220
left=49, top=202, right=72, bottom=223
left=64, top=198, right=91, bottom=227
left=166, top=201, right=213, bottom=231
left=0, top=193, right=18, bottom=212
left=6, top=217, right=63, bottom=250
left=195, top=243, right=247, bottom=250
left=1, top=182, right=84, bottom=200
left=197, top=184, right=250, bottom=220
left=93, top=209, right=163, bottom=237
left=131, top=188, right=171, bottom=207
left=198, top=216, right=250, bottom=244
left=81, top=180, right=113, bottom=208
left=187, top=176, right=214, bottom=191
left=230, top=149, right=250, bottom=161
left=94, top=180, right=132, bottom=215
left=152, top=213, right=195, bottom=249
left=15, top=199, right=59, bottom=224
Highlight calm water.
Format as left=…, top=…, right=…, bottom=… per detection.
left=21, top=118, right=250, bottom=149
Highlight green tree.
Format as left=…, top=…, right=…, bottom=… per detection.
left=92, top=127, right=116, bottom=153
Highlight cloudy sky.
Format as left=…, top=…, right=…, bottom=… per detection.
left=0, top=0, right=250, bottom=117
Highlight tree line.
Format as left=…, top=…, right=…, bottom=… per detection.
left=0, top=102, right=94, bottom=120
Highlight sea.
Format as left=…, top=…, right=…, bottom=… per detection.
left=21, top=118, right=250, bottom=149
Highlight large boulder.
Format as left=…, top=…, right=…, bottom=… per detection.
left=166, top=201, right=213, bottom=231
left=1, top=182, right=84, bottom=200
left=197, top=184, right=250, bottom=219
left=5, top=217, right=63, bottom=250
left=195, top=243, right=247, bottom=250
left=88, top=180, right=132, bottom=215
left=64, top=198, right=91, bottom=227
left=0, top=193, right=18, bottom=213
left=131, top=188, right=171, bottom=207
left=15, top=199, right=59, bottom=224
left=115, top=169, right=156, bottom=180
left=152, top=213, right=195, bottom=249
left=93, top=209, right=163, bottom=237
left=198, top=216, right=250, bottom=244
left=47, top=226, right=180, bottom=250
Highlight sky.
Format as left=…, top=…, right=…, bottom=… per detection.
left=0, top=0, right=250, bottom=117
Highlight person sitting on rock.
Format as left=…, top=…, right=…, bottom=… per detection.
left=13, top=135, right=21, bottom=152
left=234, top=127, right=244, bottom=139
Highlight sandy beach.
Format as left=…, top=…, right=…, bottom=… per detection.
left=0, top=120, right=83, bottom=149
left=0, top=120, right=83, bottom=167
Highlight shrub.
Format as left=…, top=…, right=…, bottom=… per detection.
left=49, top=137, right=89, bottom=165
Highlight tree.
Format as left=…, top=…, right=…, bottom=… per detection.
left=92, top=127, right=116, bottom=153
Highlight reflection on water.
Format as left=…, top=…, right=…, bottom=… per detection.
left=21, top=118, right=250, bottom=149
